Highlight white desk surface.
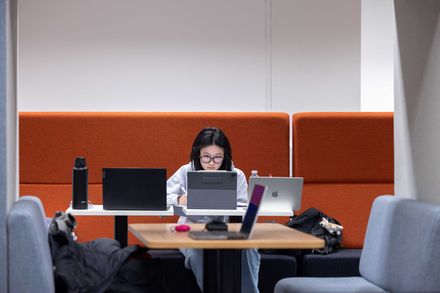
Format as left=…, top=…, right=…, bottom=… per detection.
left=174, top=205, right=293, bottom=217
left=258, top=209, right=293, bottom=216
left=66, top=205, right=293, bottom=217
left=66, top=205, right=175, bottom=216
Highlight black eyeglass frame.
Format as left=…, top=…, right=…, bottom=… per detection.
left=199, top=155, right=224, bottom=164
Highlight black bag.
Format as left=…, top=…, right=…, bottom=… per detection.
left=287, top=208, right=343, bottom=254
left=49, top=211, right=77, bottom=241
left=48, top=211, right=165, bottom=292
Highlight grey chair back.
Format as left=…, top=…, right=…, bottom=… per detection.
left=7, top=196, right=55, bottom=293
left=387, top=197, right=440, bottom=292
left=361, top=195, right=440, bottom=292
left=359, top=195, right=401, bottom=288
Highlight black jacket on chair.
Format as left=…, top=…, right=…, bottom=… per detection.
left=49, top=231, right=163, bottom=293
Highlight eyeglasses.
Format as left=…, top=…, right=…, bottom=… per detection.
left=200, top=155, right=224, bottom=164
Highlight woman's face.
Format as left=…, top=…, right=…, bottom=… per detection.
left=199, top=145, right=225, bottom=170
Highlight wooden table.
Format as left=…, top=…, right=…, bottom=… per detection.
left=129, top=223, right=324, bottom=293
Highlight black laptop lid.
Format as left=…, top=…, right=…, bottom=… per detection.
left=103, top=168, right=166, bottom=210
left=187, top=171, right=237, bottom=209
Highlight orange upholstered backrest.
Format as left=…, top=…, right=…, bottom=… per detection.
left=20, top=112, right=290, bottom=184
left=293, top=112, right=394, bottom=183
left=19, top=112, right=290, bottom=242
left=292, top=112, right=394, bottom=248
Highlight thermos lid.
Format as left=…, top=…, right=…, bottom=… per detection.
left=74, top=157, right=87, bottom=168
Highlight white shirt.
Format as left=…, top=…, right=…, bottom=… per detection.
left=167, top=162, right=248, bottom=223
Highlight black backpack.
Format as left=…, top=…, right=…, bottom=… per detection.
left=287, top=208, right=343, bottom=254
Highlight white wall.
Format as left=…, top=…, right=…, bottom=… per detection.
left=361, top=0, right=394, bottom=112
left=18, top=0, right=267, bottom=111
left=394, top=0, right=440, bottom=203
left=272, top=0, right=360, bottom=112
left=17, top=0, right=362, bottom=113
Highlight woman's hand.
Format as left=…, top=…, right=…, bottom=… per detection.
left=178, top=195, right=188, bottom=205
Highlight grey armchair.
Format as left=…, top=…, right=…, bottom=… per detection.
left=275, top=195, right=440, bottom=293
left=7, top=196, right=55, bottom=293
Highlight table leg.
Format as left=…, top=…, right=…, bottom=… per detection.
left=230, top=216, right=243, bottom=223
left=203, top=249, right=242, bottom=293
left=115, top=215, right=128, bottom=247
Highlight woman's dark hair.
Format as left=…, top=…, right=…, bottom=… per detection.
left=190, top=127, right=233, bottom=171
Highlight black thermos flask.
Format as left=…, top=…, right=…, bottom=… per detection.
left=72, top=157, right=88, bottom=209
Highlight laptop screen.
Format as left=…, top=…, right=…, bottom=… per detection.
left=240, top=184, right=265, bottom=234
left=102, top=168, right=167, bottom=210
left=248, top=177, right=303, bottom=211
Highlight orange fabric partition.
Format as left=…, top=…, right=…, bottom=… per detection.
left=292, top=112, right=394, bottom=248
left=19, top=112, right=290, bottom=243
left=20, top=112, right=289, bottom=183
left=298, top=183, right=394, bottom=248
left=293, top=112, right=394, bottom=183
left=20, top=111, right=394, bottom=247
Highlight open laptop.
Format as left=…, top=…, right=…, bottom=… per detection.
left=103, top=168, right=167, bottom=210
left=187, top=171, right=237, bottom=210
left=188, top=184, right=266, bottom=240
left=249, top=177, right=303, bottom=212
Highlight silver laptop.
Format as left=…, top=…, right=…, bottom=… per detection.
left=187, top=171, right=237, bottom=210
left=188, top=184, right=266, bottom=240
left=248, top=177, right=303, bottom=212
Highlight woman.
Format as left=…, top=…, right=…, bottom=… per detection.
left=167, top=127, right=260, bottom=293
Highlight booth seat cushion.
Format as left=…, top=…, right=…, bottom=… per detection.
left=301, top=249, right=361, bottom=277
left=258, top=254, right=298, bottom=293
left=148, top=249, right=297, bottom=293
left=148, top=250, right=201, bottom=293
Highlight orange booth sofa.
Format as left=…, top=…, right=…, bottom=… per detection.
left=19, top=112, right=292, bottom=293
left=19, top=112, right=290, bottom=242
left=19, top=111, right=394, bottom=291
left=291, top=112, right=394, bottom=276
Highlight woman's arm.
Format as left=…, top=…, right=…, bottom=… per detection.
left=166, top=164, right=189, bottom=205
